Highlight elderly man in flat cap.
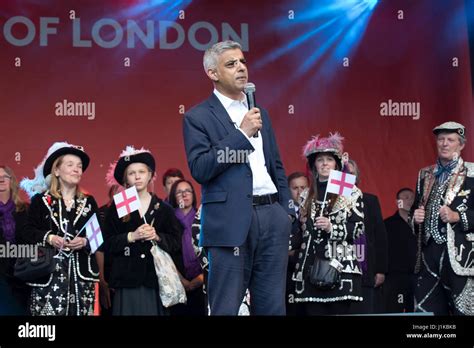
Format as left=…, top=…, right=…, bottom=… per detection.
left=412, top=121, right=474, bottom=315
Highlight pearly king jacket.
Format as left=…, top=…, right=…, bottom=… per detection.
left=413, top=158, right=474, bottom=276
left=291, top=186, right=365, bottom=303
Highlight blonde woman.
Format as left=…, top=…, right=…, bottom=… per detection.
left=103, top=146, right=183, bottom=315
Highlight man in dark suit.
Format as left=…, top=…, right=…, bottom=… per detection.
left=384, top=188, right=417, bottom=313
left=183, top=40, right=293, bottom=315
left=412, top=121, right=474, bottom=315
left=346, top=160, right=388, bottom=314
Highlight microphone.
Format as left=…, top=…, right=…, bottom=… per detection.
left=244, top=82, right=258, bottom=138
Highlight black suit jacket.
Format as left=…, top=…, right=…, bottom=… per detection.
left=384, top=211, right=417, bottom=274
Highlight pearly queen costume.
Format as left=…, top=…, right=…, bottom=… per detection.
left=413, top=122, right=474, bottom=315
left=20, top=142, right=99, bottom=316
left=291, top=133, right=365, bottom=305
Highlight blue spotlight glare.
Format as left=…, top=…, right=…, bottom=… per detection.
left=365, top=0, right=378, bottom=11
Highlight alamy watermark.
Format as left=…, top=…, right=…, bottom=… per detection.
left=55, top=99, right=95, bottom=120
left=18, top=322, right=55, bottom=341
left=380, top=99, right=420, bottom=120
left=217, top=147, right=252, bottom=163
left=324, top=241, right=365, bottom=262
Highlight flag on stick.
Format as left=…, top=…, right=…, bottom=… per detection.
left=326, top=169, right=356, bottom=197
left=114, top=186, right=140, bottom=218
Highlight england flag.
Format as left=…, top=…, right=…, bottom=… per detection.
left=326, top=170, right=356, bottom=197
left=85, top=213, right=103, bottom=254
left=114, top=186, right=141, bottom=218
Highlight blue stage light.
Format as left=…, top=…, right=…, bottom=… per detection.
left=256, top=0, right=379, bottom=81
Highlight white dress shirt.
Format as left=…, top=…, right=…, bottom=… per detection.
left=214, top=89, right=277, bottom=195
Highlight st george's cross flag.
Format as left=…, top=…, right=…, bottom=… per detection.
left=326, top=170, right=356, bottom=197
left=84, top=213, right=103, bottom=254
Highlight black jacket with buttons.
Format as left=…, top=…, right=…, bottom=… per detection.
left=104, top=194, right=183, bottom=289
left=20, top=193, right=100, bottom=283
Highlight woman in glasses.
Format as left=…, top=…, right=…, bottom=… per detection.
left=19, top=142, right=99, bottom=316
left=0, top=165, right=29, bottom=314
left=168, top=179, right=205, bottom=315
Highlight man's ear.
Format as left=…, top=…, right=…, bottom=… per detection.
left=207, top=68, right=218, bottom=82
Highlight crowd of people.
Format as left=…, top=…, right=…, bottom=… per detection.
left=0, top=40, right=472, bottom=316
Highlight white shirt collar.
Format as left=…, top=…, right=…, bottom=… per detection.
left=213, top=89, right=247, bottom=110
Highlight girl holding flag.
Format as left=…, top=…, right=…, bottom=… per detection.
left=20, top=142, right=99, bottom=316
left=291, top=133, right=365, bottom=315
left=103, top=146, right=183, bottom=315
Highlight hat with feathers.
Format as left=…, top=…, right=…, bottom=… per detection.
left=302, top=133, right=346, bottom=170
left=20, top=141, right=90, bottom=198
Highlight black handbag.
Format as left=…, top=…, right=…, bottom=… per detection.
left=14, top=245, right=56, bottom=282
left=309, top=257, right=342, bottom=290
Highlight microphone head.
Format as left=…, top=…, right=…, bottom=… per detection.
left=244, top=82, right=256, bottom=93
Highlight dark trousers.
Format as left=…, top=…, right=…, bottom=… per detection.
left=100, top=290, right=114, bottom=316
left=0, top=276, right=28, bottom=315
left=351, top=286, right=373, bottom=314
left=351, top=285, right=385, bottom=314
left=207, top=202, right=291, bottom=315
left=414, top=241, right=469, bottom=315
left=170, top=286, right=206, bottom=316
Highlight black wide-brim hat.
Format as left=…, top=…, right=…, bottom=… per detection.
left=113, top=152, right=156, bottom=185
left=43, top=146, right=90, bottom=177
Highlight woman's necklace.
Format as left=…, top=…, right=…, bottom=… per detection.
left=64, top=197, right=75, bottom=211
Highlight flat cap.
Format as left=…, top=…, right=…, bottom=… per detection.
left=433, top=121, right=465, bottom=138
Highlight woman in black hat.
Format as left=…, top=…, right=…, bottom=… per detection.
left=0, top=165, right=29, bottom=314
left=291, top=133, right=365, bottom=315
left=103, top=146, right=183, bottom=315
left=19, top=141, right=99, bottom=316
